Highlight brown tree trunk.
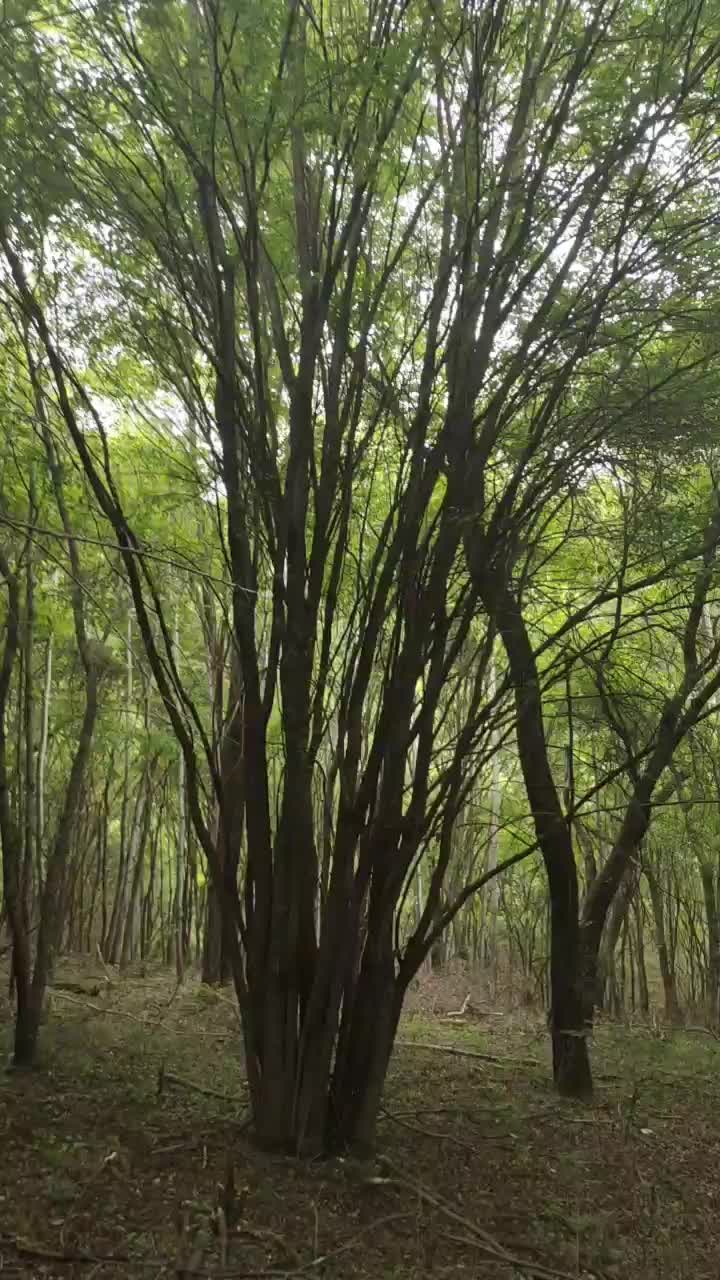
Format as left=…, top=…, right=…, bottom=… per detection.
left=36, top=632, right=52, bottom=889
left=12, top=353, right=102, bottom=1066
left=21, top=487, right=37, bottom=922
left=633, top=896, right=649, bottom=1016
left=595, top=859, right=639, bottom=1012
left=467, top=561, right=591, bottom=1098
left=699, top=860, right=720, bottom=1024
left=203, top=655, right=245, bottom=985
left=644, top=860, right=682, bottom=1024
left=119, top=765, right=154, bottom=967
left=330, top=912, right=400, bottom=1154
left=0, top=543, right=34, bottom=1060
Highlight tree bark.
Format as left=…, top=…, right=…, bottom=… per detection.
left=202, top=651, right=244, bottom=984
left=119, top=764, right=154, bottom=967
left=467, top=560, right=592, bottom=1098
left=698, top=859, right=720, bottom=1024
left=36, top=631, right=52, bottom=888
left=174, top=606, right=186, bottom=982
left=644, top=859, right=682, bottom=1024
left=595, top=859, right=639, bottom=1013
left=21, top=482, right=37, bottom=920
left=0, top=541, right=34, bottom=1055
left=12, top=351, right=101, bottom=1065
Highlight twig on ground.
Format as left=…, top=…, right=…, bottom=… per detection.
left=0, top=1234, right=162, bottom=1270
left=386, top=1104, right=499, bottom=1119
left=299, top=1212, right=412, bottom=1271
left=95, top=943, right=116, bottom=984
left=47, top=989, right=231, bottom=1038
left=164, top=979, right=183, bottom=1011
left=380, top=1107, right=514, bottom=1151
left=50, top=981, right=102, bottom=997
left=158, top=1065, right=246, bottom=1104
left=395, top=1039, right=539, bottom=1067
left=435, top=1229, right=593, bottom=1280
left=377, top=1156, right=580, bottom=1280
left=236, top=1225, right=302, bottom=1267
left=49, top=989, right=160, bottom=1026
left=444, top=993, right=472, bottom=1018
left=377, top=1155, right=514, bottom=1253
left=201, top=988, right=243, bottom=1023
left=560, top=1117, right=613, bottom=1126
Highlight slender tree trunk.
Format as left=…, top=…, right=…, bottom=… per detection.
left=22, top=488, right=36, bottom=919
left=483, top=655, right=502, bottom=974
left=105, top=843, right=129, bottom=963
left=99, top=785, right=110, bottom=954
left=203, top=653, right=244, bottom=985
left=634, top=896, right=649, bottom=1016
left=699, top=860, right=720, bottom=1024
left=142, top=823, right=159, bottom=959
left=595, top=859, right=639, bottom=1011
left=467, top=563, right=592, bottom=1097
left=12, top=349, right=102, bottom=1065
left=35, top=632, right=52, bottom=888
left=105, top=608, right=133, bottom=960
left=0, top=543, right=33, bottom=1052
left=119, top=765, right=154, bottom=967
left=644, top=861, right=682, bottom=1024
left=87, top=812, right=103, bottom=952
left=15, top=669, right=99, bottom=1065
left=174, top=606, right=186, bottom=982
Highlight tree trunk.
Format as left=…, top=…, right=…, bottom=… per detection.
left=633, top=896, right=649, bottom=1016
left=14, top=667, right=98, bottom=1066
left=699, top=859, right=720, bottom=1024
left=21, top=491, right=36, bottom=919
left=203, top=653, right=244, bottom=985
left=174, top=606, right=186, bottom=982
left=35, top=632, right=52, bottom=890
left=0, top=543, right=34, bottom=1062
left=11, top=351, right=102, bottom=1066
left=106, top=606, right=133, bottom=960
left=467, top=562, right=591, bottom=1098
left=644, top=860, right=682, bottom=1024
left=483, top=655, right=502, bottom=974
left=119, top=765, right=154, bottom=967
left=330, top=921, right=400, bottom=1154
left=595, top=860, right=639, bottom=1011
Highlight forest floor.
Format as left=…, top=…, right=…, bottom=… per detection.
left=1, top=962, right=719, bottom=1280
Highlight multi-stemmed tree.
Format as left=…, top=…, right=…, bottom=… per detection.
left=2, top=0, right=720, bottom=1149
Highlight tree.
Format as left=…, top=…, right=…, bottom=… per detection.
left=3, top=0, right=720, bottom=1142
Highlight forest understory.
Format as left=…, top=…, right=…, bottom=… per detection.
left=1, top=962, right=717, bottom=1280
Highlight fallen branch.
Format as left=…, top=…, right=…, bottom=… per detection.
left=0, top=1234, right=161, bottom=1270
left=300, top=1211, right=411, bottom=1271
left=50, top=981, right=102, bottom=997
left=379, top=1107, right=514, bottom=1151
left=0, top=1233, right=304, bottom=1278
left=395, top=1039, right=539, bottom=1067
left=379, top=1107, right=480, bottom=1152
left=158, top=1064, right=246, bottom=1103
left=436, top=1228, right=590, bottom=1280
left=444, top=993, right=472, bottom=1018
left=682, top=1024, right=720, bottom=1041
left=48, top=989, right=148, bottom=1024
left=47, top=989, right=230, bottom=1038
left=201, top=986, right=243, bottom=1023
left=376, top=1159, right=586, bottom=1280
left=95, top=943, right=116, bottom=983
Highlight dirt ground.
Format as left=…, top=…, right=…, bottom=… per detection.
left=1, top=960, right=719, bottom=1279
